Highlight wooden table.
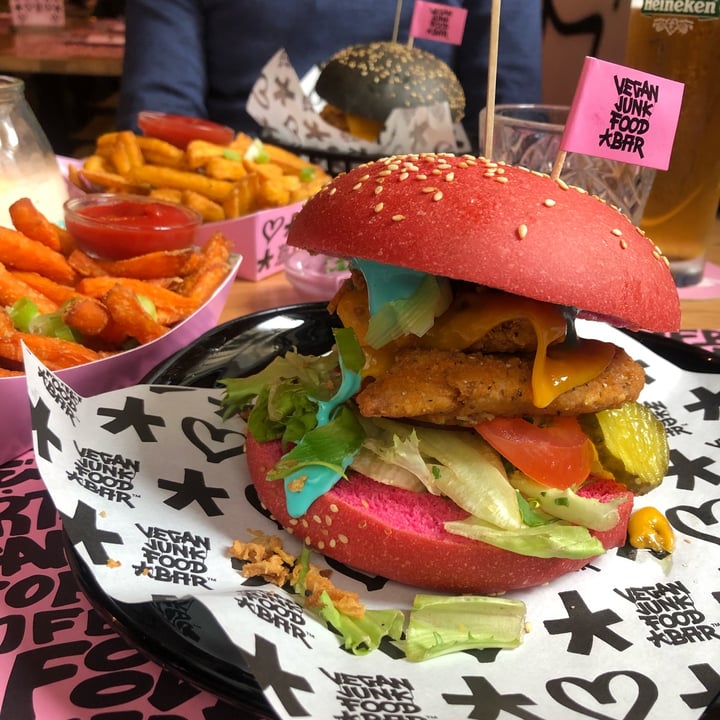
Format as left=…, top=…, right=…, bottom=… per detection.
left=220, top=220, right=720, bottom=330
left=0, top=18, right=123, bottom=77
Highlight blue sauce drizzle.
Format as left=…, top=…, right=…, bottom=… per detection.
left=282, top=353, right=362, bottom=517
left=353, top=258, right=427, bottom=314
left=280, top=259, right=427, bottom=517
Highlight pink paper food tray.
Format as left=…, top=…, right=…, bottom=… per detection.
left=59, top=156, right=304, bottom=282
left=0, top=254, right=241, bottom=466
left=196, top=201, right=304, bottom=281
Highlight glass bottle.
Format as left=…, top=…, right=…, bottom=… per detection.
left=0, top=75, right=68, bottom=227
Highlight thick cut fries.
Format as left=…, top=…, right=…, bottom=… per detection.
left=75, top=276, right=199, bottom=325
left=61, top=296, right=111, bottom=336
left=11, top=271, right=78, bottom=304
left=182, top=190, right=225, bottom=222
left=69, top=131, right=331, bottom=222
left=67, top=249, right=108, bottom=278
left=0, top=262, right=58, bottom=313
left=128, top=164, right=235, bottom=201
left=0, top=308, right=15, bottom=337
left=0, top=227, right=77, bottom=285
left=94, top=248, right=196, bottom=279
left=9, top=198, right=64, bottom=252
left=178, top=232, right=233, bottom=304
left=102, top=283, right=169, bottom=344
left=0, top=198, right=234, bottom=375
left=0, top=332, right=104, bottom=370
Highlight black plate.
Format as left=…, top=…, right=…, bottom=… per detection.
left=65, top=304, right=720, bottom=718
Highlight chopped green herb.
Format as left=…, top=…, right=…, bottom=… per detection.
left=136, top=293, right=158, bottom=321
left=223, top=148, right=241, bottom=161
left=243, top=138, right=270, bottom=163
left=8, top=297, right=39, bottom=332
left=299, top=166, right=316, bottom=182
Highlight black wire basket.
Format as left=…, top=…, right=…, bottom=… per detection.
left=260, top=134, right=384, bottom=176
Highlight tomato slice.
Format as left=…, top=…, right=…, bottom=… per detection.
left=137, top=111, right=234, bottom=148
left=475, top=416, right=594, bottom=489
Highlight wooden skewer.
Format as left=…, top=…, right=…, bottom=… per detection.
left=483, top=0, right=502, bottom=159
left=393, top=0, right=402, bottom=42
left=551, top=150, right=567, bottom=180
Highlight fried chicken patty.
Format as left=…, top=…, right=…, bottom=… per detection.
left=355, top=344, right=645, bottom=424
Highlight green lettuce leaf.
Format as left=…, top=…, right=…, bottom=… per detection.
left=293, top=547, right=403, bottom=655
left=510, top=471, right=622, bottom=531
left=316, top=590, right=404, bottom=655
left=445, top=516, right=605, bottom=559
left=267, top=405, right=364, bottom=479
left=404, top=594, right=526, bottom=662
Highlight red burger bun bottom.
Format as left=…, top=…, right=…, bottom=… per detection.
left=246, top=434, right=634, bottom=595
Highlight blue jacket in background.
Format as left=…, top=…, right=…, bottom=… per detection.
left=117, top=0, right=542, bottom=152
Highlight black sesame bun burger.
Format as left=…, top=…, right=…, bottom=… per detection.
left=224, top=152, right=680, bottom=595
left=315, top=41, right=466, bottom=142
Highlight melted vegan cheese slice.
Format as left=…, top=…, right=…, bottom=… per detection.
left=421, top=290, right=615, bottom=408
left=335, top=278, right=615, bottom=409
left=346, top=112, right=385, bottom=142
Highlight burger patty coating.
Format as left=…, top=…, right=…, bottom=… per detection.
left=355, top=345, right=645, bottom=424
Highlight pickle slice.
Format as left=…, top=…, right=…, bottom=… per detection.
left=580, top=402, right=669, bottom=495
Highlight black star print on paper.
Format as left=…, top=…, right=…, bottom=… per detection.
left=29, top=397, right=61, bottom=461
left=60, top=499, right=123, bottom=565
left=257, top=248, right=273, bottom=272
left=685, top=386, right=720, bottom=421
left=242, top=634, right=312, bottom=717
left=681, top=663, right=720, bottom=711
left=636, top=357, right=655, bottom=384
left=666, top=448, right=720, bottom=492
left=303, top=118, right=332, bottom=143
left=411, top=119, right=430, bottom=147
left=543, top=590, right=632, bottom=654
left=442, top=676, right=542, bottom=720
left=273, top=76, right=295, bottom=105
left=96, top=396, right=165, bottom=441
left=148, top=385, right=198, bottom=396
left=158, top=468, right=230, bottom=516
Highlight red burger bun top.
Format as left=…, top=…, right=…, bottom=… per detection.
left=287, top=153, right=681, bottom=333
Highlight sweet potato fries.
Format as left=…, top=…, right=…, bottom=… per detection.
left=0, top=198, right=233, bottom=374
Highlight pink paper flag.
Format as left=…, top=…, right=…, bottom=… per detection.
left=409, top=0, right=468, bottom=45
left=560, top=56, right=684, bottom=171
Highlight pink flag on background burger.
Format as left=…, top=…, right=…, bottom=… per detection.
left=409, top=0, right=468, bottom=45
left=560, top=56, right=684, bottom=171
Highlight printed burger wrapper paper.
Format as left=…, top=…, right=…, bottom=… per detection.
left=0, top=254, right=242, bottom=467
left=247, top=49, right=472, bottom=157
left=23, top=322, right=720, bottom=720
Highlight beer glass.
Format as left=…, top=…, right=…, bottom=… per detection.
left=625, top=1, right=720, bottom=286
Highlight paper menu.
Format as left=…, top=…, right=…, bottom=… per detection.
left=23, top=321, right=720, bottom=720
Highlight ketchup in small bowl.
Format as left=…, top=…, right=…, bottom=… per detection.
left=64, top=194, right=202, bottom=260
left=137, top=111, right=235, bottom=149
